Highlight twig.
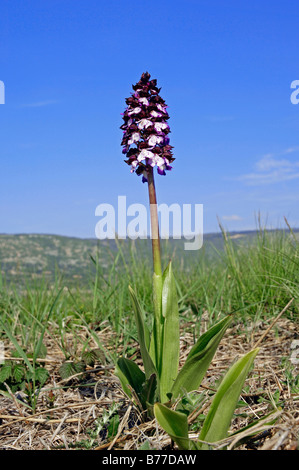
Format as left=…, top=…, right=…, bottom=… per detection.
left=107, top=405, right=132, bottom=450
left=3, top=356, right=60, bottom=363
left=0, top=414, right=81, bottom=424
left=3, top=382, right=26, bottom=417
left=50, top=413, right=69, bottom=444
left=188, top=399, right=212, bottom=425
left=253, top=298, right=294, bottom=349
left=0, top=400, right=107, bottom=429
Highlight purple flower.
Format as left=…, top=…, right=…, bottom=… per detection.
left=121, top=72, right=174, bottom=180
left=138, top=118, right=152, bottom=130
left=148, top=134, right=164, bottom=147
left=128, top=132, right=141, bottom=145
left=128, top=106, right=142, bottom=116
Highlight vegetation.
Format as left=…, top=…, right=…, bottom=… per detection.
left=0, top=225, right=298, bottom=450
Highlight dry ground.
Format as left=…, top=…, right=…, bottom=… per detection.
left=0, top=315, right=298, bottom=451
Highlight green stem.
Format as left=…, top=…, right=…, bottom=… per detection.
left=147, top=166, right=162, bottom=277
left=147, top=166, right=163, bottom=373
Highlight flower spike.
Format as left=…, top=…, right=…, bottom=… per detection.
left=121, top=72, right=174, bottom=181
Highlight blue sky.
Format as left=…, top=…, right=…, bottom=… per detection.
left=0, top=0, right=298, bottom=238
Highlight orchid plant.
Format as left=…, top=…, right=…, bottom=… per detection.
left=116, top=72, right=261, bottom=447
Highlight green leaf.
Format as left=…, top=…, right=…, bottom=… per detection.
left=128, top=286, right=157, bottom=379
left=116, top=358, right=158, bottom=414
left=33, top=288, right=63, bottom=364
left=58, top=361, right=85, bottom=380
left=150, top=272, right=163, bottom=367
left=171, top=315, right=232, bottom=399
left=115, top=361, right=133, bottom=399
left=35, top=341, right=47, bottom=359
left=0, top=320, right=34, bottom=373
left=0, top=364, right=13, bottom=383
left=141, top=373, right=158, bottom=416
left=74, top=361, right=86, bottom=373
left=138, top=440, right=151, bottom=450
left=58, top=362, right=75, bottom=380
left=198, top=348, right=259, bottom=448
left=81, top=350, right=98, bottom=366
left=12, top=380, right=26, bottom=393
left=34, top=367, right=49, bottom=386
left=154, top=403, right=200, bottom=450
left=13, top=364, right=26, bottom=383
left=11, top=349, right=21, bottom=358
left=107, top=414, right=120, bottom=439
left=142, top=373, right=157, bottom=405
left=116, top=357, right=146, bottom=397
left=159, top=262, right=180, bottom=403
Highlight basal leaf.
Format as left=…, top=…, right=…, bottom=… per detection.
left=128, top=286, right=157, bottom=379
left=116, top=357, right=145, bottom=401
left=150, top=272, right=163, bottom=367
left=198, top=348, right=259, bottom=448
left=154, top=403, right=200, bottom=450
left=171, top=315, right=232, bottom=398
left=141, top=373, right=158, bottom=407
left=142, top=373, right=158, bottom=416
left=159, top=261, right=180, bottom=403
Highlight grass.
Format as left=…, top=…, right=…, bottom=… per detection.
left=1, top=225, right=298, bottom=369
left=0, top=225, right=298, bottom=449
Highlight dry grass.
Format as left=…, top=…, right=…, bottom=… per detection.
left=0, top=316, right=298, bottom=451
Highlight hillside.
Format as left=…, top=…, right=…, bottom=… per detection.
left=0, top=230, right=297, bottom=286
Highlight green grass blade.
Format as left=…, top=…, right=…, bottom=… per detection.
left=33, top=287, right=63, bottom=363
left=0, top=320, right=34, bottom=373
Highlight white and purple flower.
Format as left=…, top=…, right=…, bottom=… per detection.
left=154, top=121, right=169, bottom=133
left=121, top=72, right=174, bottom=181
left=148, top=134, right=164, bottom=147
left=128, top=132, right=141, bottom=145
left=137, top=118, right=153, bottom=130
left=128, top=106, right=142, bottom=116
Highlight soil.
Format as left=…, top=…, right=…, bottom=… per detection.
left=0, top=316, right=298, bottom=451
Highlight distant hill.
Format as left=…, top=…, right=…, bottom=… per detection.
left=0, top=234, right=110, bottom=287
left=0, top=229, right=297, bottom=287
